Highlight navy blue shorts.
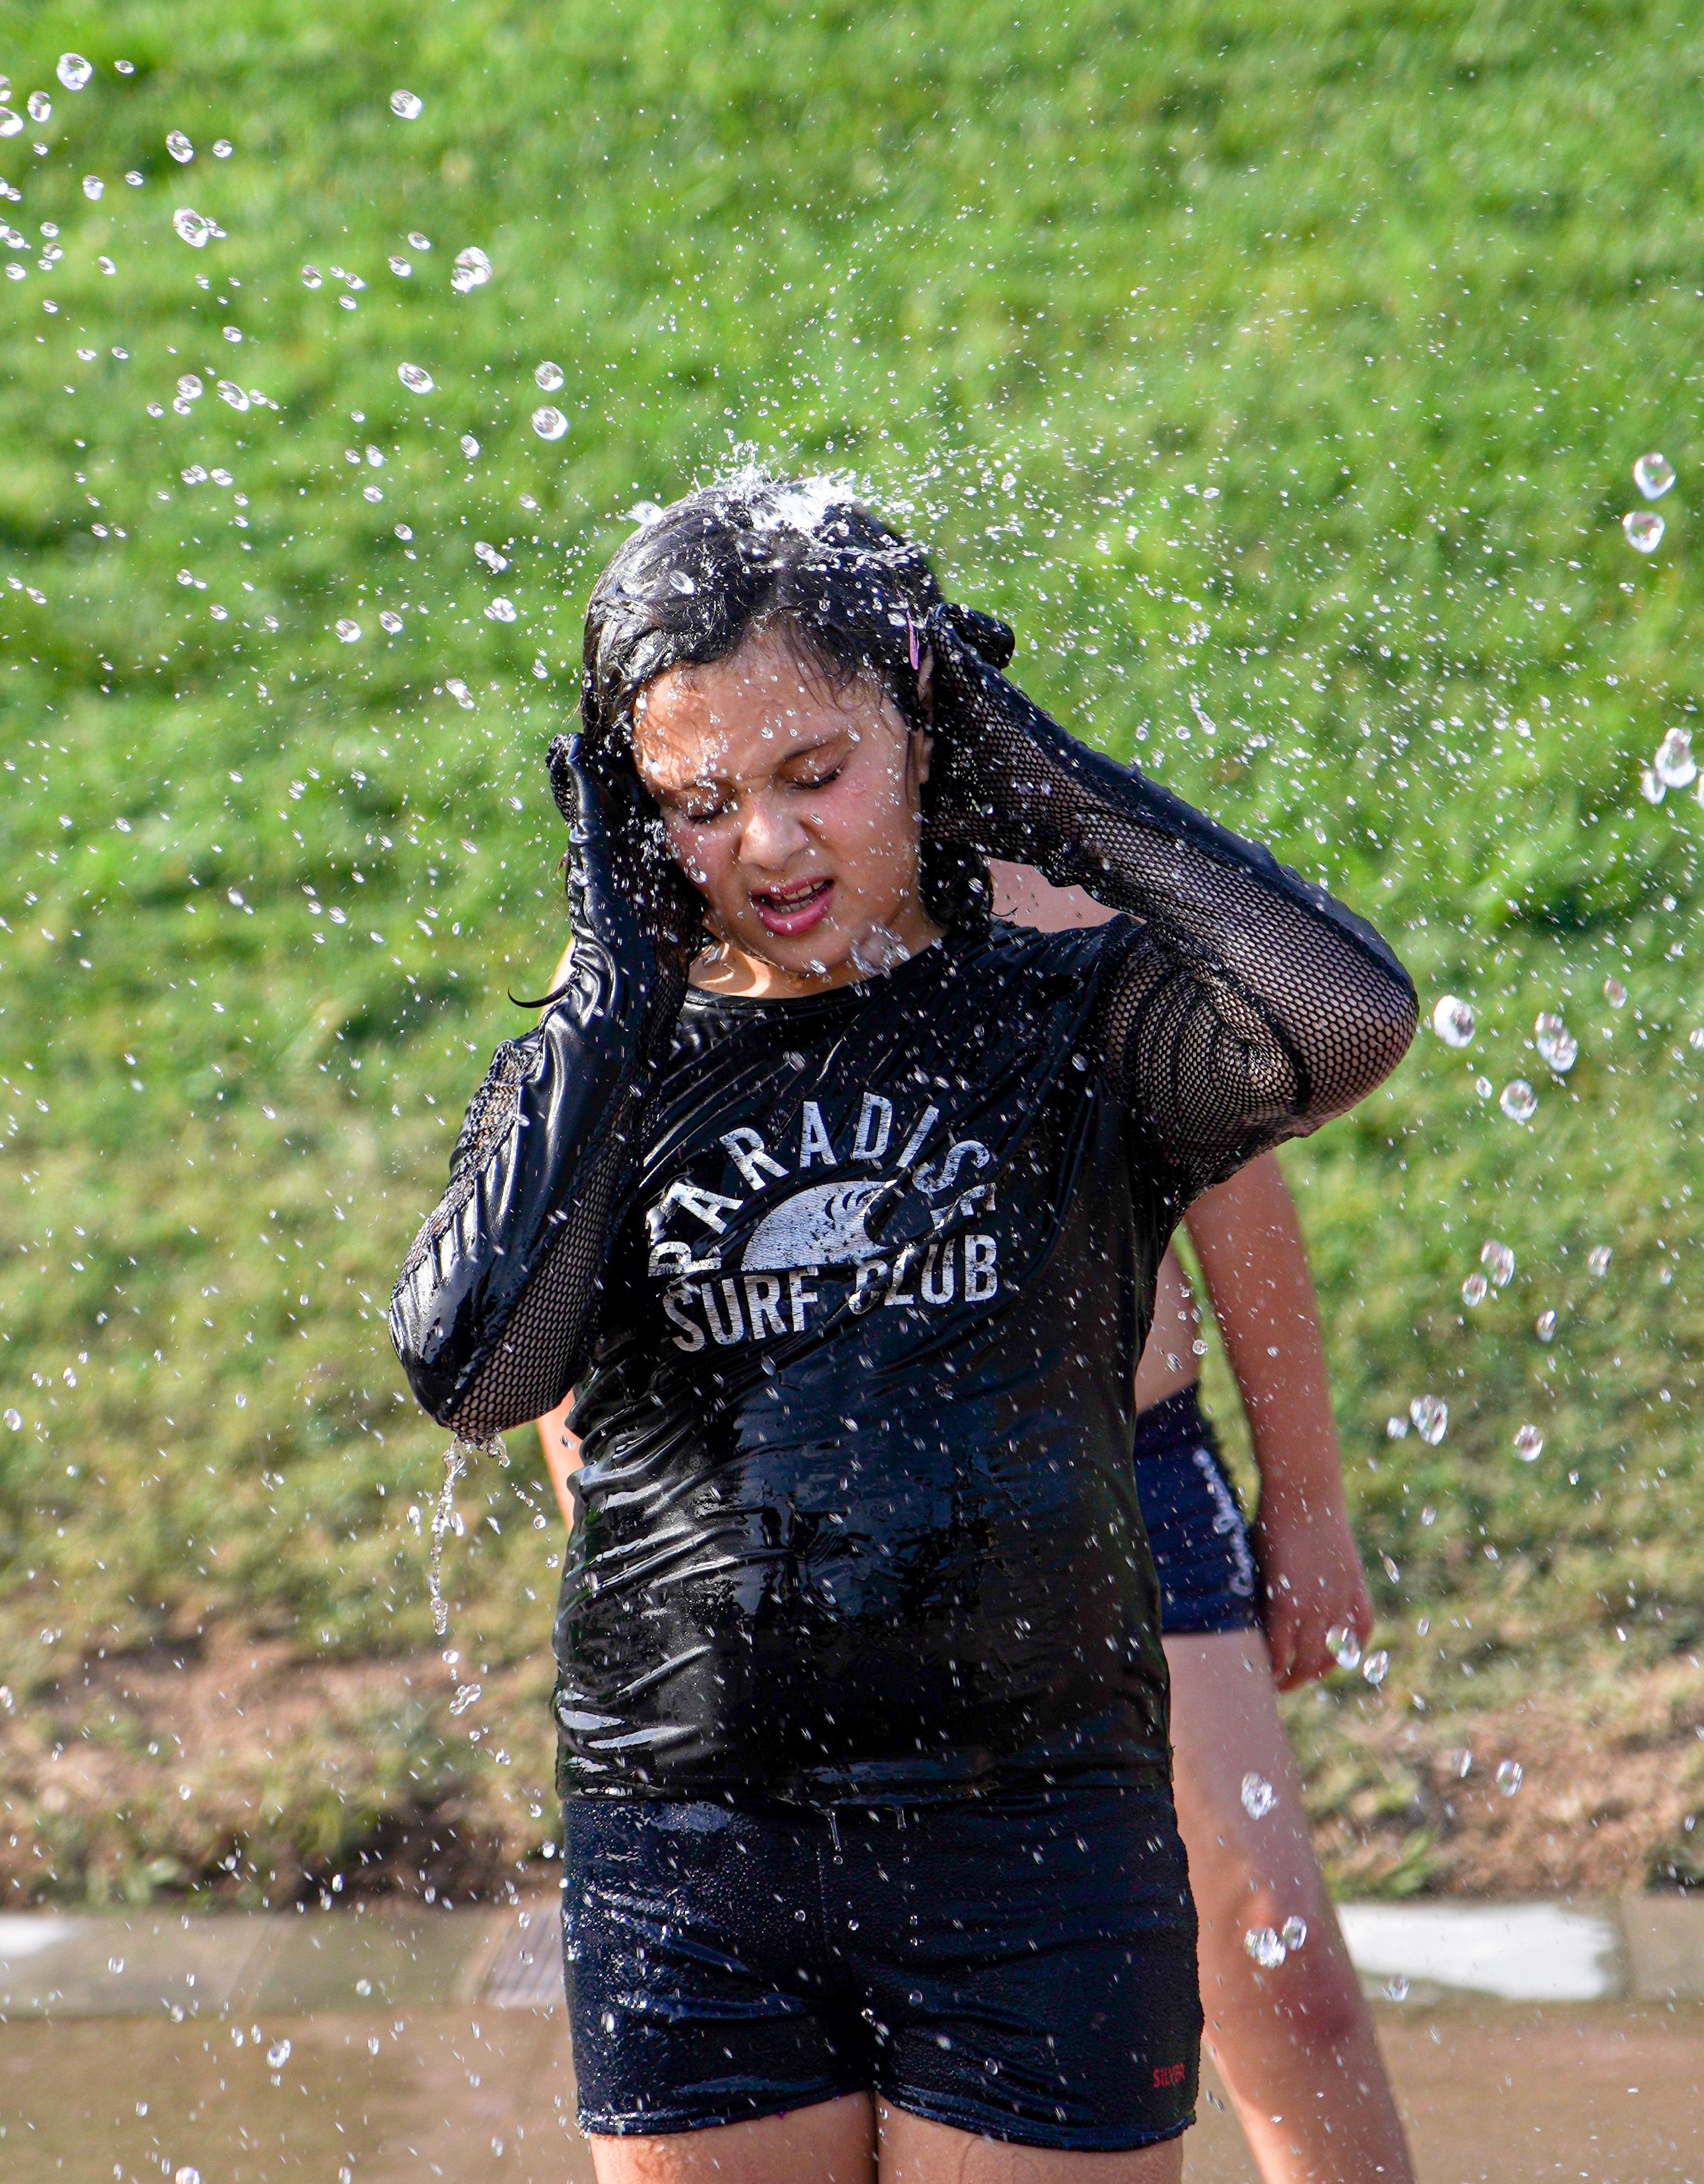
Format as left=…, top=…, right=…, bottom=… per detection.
left=561, top=1783, right=1200, bottom=2150
left=1133, top=1387, right=1260, bottom=1636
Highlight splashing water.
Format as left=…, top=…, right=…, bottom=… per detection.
left=428, top=1440, right=473, bottom=1636
left=1327, top=1623, right=1363, bottom=1671
left=849, top=923, right=911, bottom=975
left=1410, top=1393, right=1448, bottom=1446
left=1430, top=994, right=1475, bottom=1047
left=1623, top=509, right=1664, bottom=552
left=1634, top=451, right=1675, bottom=500
left=1514, top=1424, right=1544, bottom=1462
left=1481, top=1238, right=1515, bottom=1287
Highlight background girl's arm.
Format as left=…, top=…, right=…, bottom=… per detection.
left=1183, top=1151, right=1373, bottom=1689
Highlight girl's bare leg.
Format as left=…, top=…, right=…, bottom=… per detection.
left=878, top=2105, right=1183, bottom=2183
left=1165, top=1630, right=1416, bottom=2184
left=589, top=2091, right=876, bottom=2182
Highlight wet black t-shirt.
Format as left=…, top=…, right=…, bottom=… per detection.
left=553, top=919, right=1181, bottom=1804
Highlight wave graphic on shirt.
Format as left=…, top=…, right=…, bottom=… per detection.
left=740, top=1180, right=903, bottom=1272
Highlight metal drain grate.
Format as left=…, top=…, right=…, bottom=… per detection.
left=480, top=1907, right=562, bottom=2009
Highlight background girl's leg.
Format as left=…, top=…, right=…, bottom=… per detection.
left=876, top=2104, right=1183, bottom=2183
left=1165, top=1630, right=1416, bottom=2184
left=590, top=2090, right=876, bottom=2182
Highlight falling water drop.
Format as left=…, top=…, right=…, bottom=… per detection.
left=3, top=1409, right=19, bottom=1431
left=451, top=244, right=492, bottom=292
left=1279, top=1916, right=1308, bottom=1952
left=1244, top=1926, right=1287, bottom=1969
left=0, top=112, right=20, bottom=139
left=1241, top=1772, right=1276, bottom=1818
left=390, top=89, right=424, bottom=119
left=1514, top=1425, right=1544, bottom=1462
left=1587, top=1244, right=1613, bottom=1276
left=1362, top=1650, right=1389, bottom=1686
left=1534, top=1013, right=1578, bottom=1072
left=172, top=207, right=212, bottom=248
left=1481, top=1239, right=1515, bottom=1287
left=1327, top=1624, right=1363, bottom=1671
left=335, top=619, right=361, bottom=643
left=1430, top=994, right=1475, bottom=1047
left=531, top=405, right=568, bottom=441
left=1623, top=509, right=1665, bottom=553
left=56, top=54, right=94, bottom=91
left=266, top=2039, right=291, bottom=2068
left=166, top=130, right=194, bottom=162
left=1461, top=1271, right=1488, bottom=1306
left=27, top=91, right=51, bottom=123
left=1410, top=1394, right=1448, bottom=1446
left=1603, top=976, right=1628, bottom=1008
left=397, top=362, right=434, bottom=393
left=535, top=360, right=566, bottom=391
left=428, top=1440, right=472, bottom=1635
left=1496, top=1759, right=1523, bottom=1796
left=1499, top=1079, right=1537, bottom=1123
left=485, top=597, right=518, bottom=622
left=1654, top=727, right=1697, bottom=788
left=1535, top=1310, right=1557, bottom=1342
left=1634, top=452, right=1675, bottom=500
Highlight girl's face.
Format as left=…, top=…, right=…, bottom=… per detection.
left=632, top=626, right=941, bottom=998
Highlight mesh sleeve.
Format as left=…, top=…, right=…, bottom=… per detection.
left=389, top=944, right=688, bottom=1437
left=927, top=628, right=1417, bottom=1207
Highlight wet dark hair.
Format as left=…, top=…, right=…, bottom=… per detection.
left=578, top=474, right=1015, bottom=927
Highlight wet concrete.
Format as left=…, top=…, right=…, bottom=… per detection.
left=1, top=2000, right=1701, bottom=2182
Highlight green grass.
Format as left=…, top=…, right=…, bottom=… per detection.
left=4, top=0, right=1704, bottom=1901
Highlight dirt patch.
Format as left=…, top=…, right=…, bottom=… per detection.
left=2, top=1631, right=1699, bottom=1905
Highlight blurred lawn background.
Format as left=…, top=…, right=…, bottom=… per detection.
left=4, top=0, right=1704, bottom=1906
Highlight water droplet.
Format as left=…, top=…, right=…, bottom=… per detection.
left=390, top=89, right=423, bottom=119
left=1385, top=1414, right=1410, bottom=1439
left=1587, top=1244, right=1613, bottom=1276
left=397, top=362, right=434, bottom=394
left=215, top=380, right=249, bottom=410
left=1496, top=1759, right=1523, bottom=1796
left=1535, top=1309, right=1558, bottom=1342
left=1655, top=726, right=1697, bottom=788
left=1362, top=1650, right=1389, bottom=1686
left=1385, top=1975, right=1410, bottom=2001
left=171, top=206, right=212, bottom=248
left=1327, top=1624, right=1363, bottom=1671
left=266, top=2039, right=291, bottom=2068
left=1460, top=1271, right=1487, bottom=1307
left=1639, top=763, right=1665, bottom=805
left=534, top=360, right=566, bottom=392
left=380, top=610, right=403, bottom=633
left=1634, top=451, right=1675, bottom=500
left=531, top=404, right=568, bottom=441
left=177, top=373, right=203, bottom=400
left=175, top=2169, right=201, bottom=2184
left=849, top=923, right=911, bottom=975
left=1279, top=1915, right=1308, bottom=1952
left=1244, top=1925, right=1287, bottom=1969
left=81, top=175, right=102, bottom=200
left=1481, top=1239, right=1515, bottom=1287
left=335, top=619, right=361, bottom=643
left=668, top=569, right=696, bottom=595
left=1691, top=1028, right=1704, bottom=1051
left=1623, top=509, right=1665, bottom=553
left=1534, top=1013, right=1578, bottom=1073
left=1513, top=1424, right=1544, bottom=1462
left=474, top=541, right=506, bottom=571
left=388, top=255, right=412, bottom=276
left=27, top=92, right=51, bottom=123
left=451, top=244, right=492, bottom=292
left=445, top=678, right=474, bottom=710
left=1409, top=1394, right=1448, bottom=1446
left=56, top=55, right=93, bottom=92
left=459, top=433, right=480, bottom=459
left=626, top=500, right=665, bottom=526
left=1430, top=994, right=1475, bottom=1047
left=1240, top=1772, right=1276, bottom=1818
left=212, top=140, right=232, bottom=159
left=1603, top=976, right=1628, bottom=1008
left=408, top=230, right=432, bottom=250
left=450, top=1681, right=482, bottom=1716
left=166, top=130, right=194, bottom=163
left=486, top=597, right=517, bottom=622
left=0, top=113, right=20, bottom=140
left=3, top=1409, right=19, bottom=1431
left=1499, top=1078, right=1537, bottom=1122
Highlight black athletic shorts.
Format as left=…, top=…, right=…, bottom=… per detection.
left=1134, top=1386, right=1261, bottom=1636
left=560, top=1782, right=1200, bottom=2150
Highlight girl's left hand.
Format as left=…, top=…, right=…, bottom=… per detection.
left=1254, top=1491, right=1375, bottom=1691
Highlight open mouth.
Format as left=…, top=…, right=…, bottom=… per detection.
left=751, top=875, right=834, bottom=938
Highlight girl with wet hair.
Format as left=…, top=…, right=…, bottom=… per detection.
left=392, top=475, right=1417, bottom=2183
